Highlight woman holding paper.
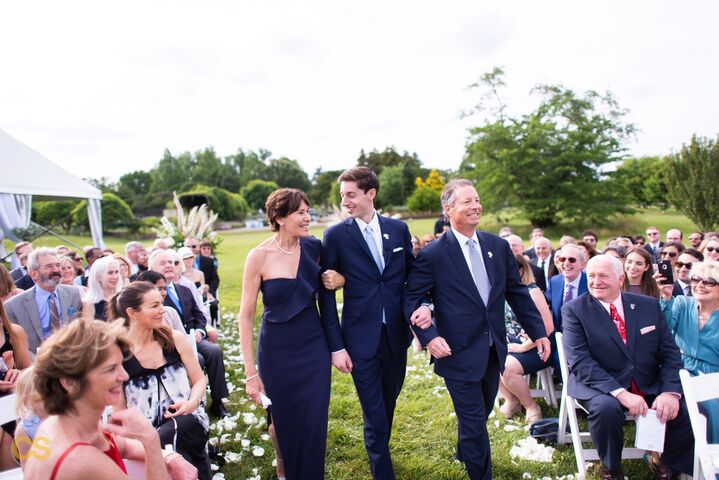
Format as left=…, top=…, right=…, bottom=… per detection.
left=659, top=261, right=719, bottom=441
left=238, top=188, right=347, bottom=480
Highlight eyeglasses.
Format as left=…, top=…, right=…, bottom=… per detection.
left=174, top=260, right=181, bottom=265
left=707, top=247, right=718, bottom=253
left=675, top=261, right=693, bottom=269
left=557, top=257, right=578, bottom=263
left=660, top=251, right=678, bottom=258
left=690, top=275, right=719, bottom=287
left=646, top=232, right=659, bottom=236
left=188, top=244, right=199, bottom=249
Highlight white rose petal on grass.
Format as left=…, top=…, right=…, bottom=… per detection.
left=260, top=433, right=270, bottom=441
left=212, top=473, right=225, bottom=480
left=522, top=473, right=532, bottom=479
left=242, top=412, right=258, bottom=425
left=503, top=424, right=520, bottom=432
left=508, top=436, right=555, bottom=463
left=494, top=420, right=500, bottom=428
left=209, top=436, right=219, bottom=446
left=241, top=438, right=251, bottom=448
left=252, top=446, right=265, bottom=457
left=224, top=452, right=242, bottom=463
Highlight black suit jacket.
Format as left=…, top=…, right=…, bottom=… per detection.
left=164, top=282, right=207, bottom=334
left=644, top=242, right=664, bottom=263
left=529, top=263, right=547, bottom=292
left=198, top=255, right=219, bottom=295
left=15, top=274, right=34, bottom=290
left=562, top=292, right=682, bottom=401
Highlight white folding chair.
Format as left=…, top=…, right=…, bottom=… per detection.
left=0, top=468, right=23, bottom=479
left=555, top=332, right=644, bottom=479
left=0, top=394, right=17, bottom=424
left=527, top=367, right=558, bottom=408
left=679, top=369, right=719, bottom=480
left=187, top=328, right=198, bottom=356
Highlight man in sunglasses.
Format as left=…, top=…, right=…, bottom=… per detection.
left=671, top=248, right=704, bottom=297
left=659, top=242, right=685, bottom=268
left=546, top=244, right=588, bottom=333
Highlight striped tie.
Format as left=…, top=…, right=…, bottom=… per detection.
left=48, top=294, right=61, bottom=331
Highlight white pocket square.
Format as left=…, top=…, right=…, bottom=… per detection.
left=640, top=326, right=656, bottom=335
left=392, top=247, right=403, bottom=252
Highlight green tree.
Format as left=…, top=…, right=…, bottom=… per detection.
left=664, top=135, right=719, bottom=231
left=407, top=185, right=441, bottom=213
left=116, top=170, right=154, bottom=211
left=151, top=150, right=193, bottom=193
left=613, top=157, right=670, bottom=209
left=266, top=158, right=311, bottom=191
left=310, top=168, right=343, bottom=207
left=376, top=165, right=407, bottom=208
left=73, top=193, right=138, bottom=233
left=241, top=179, right=280, bottom=211
left=461, top=67, right=635, bottom=227
left=357, top=147, right=424, bottom=195
left=226, top=149, right=271, bottom=189
left=191, top=147, right=241, bottom=193
left=31, top=200, right=79, bottom=231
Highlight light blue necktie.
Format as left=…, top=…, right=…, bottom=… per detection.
left=364, top=225, right=384, bottom=273
left=167, top=283, right=183, bottom=315
left=468, top=238, right=491, bottom=306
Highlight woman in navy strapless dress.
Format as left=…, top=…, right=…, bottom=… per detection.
left=238, top=189, right=350, bottom=480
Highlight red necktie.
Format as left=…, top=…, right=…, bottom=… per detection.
left=609, top=303, right=644, bottom=398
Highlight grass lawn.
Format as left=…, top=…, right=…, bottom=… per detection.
left=2, top=208, right=693, bottom=479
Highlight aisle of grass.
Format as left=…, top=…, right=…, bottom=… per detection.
left=2, top=208, right=694, bottom=479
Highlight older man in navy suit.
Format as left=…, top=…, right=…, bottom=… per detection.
left=546, top=243, right=588, bottom=333
left=319, top=167, right=414, bottom=480
left=562, top=255, right=694, bottom=479
left=404, top=179, right=550, bottom=480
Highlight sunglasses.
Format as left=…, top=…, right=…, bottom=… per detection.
left=188, top=245, right=199, bottom=249
left=660, top=251, right=678, bottom=258
left=675, top=261, right=693, bottom=269
left=690, top=275, right=719, bottom=287
left=707, top=247, right=718, bottom=253
left=557, top=257, right=578, bottom=263
left=647, top=232, right=659, bottom=236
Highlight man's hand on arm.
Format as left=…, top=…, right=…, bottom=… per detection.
left=616, top=390, right=648, bottom=417
left=427, top=337, right=452, bottom=358
left=410, top=305, right=432, bottom=329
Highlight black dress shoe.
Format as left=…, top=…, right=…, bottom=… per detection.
left=599, top=465, right=624, bottom=480
left=647, top=460, right=681, bottom=480
left=209, top=402, right=231, bottom=418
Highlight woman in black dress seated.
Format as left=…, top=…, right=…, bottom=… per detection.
left=84, top=256, right=123, bottom=321
left=109, top=281, right=212, bottom=479
left=238, top=188, right=349, bottom=480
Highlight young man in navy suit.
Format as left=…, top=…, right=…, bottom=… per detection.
left=404, top=179, right=550, bottom=480
left=562, top=255, right=694, bottom=479
left=319, top=167, right=414, bottom=480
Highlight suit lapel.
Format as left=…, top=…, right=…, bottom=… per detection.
left=622, top=293, right=639, bottom=358
left=378, top=216, right=391, bottom=272
left=346, top=218, right=379, bottom=271
left=589, top=296, right=631, bottom=360
left=446, top=230, right=483, bottom=307
left=25, top=287, right=44, bottom=341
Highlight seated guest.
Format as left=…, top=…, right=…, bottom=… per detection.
left=507, top=235, right=546, bottom=291
left=5, top=248, right=84, bottom=354
left=688, top=231, right=704, bottom=249
left=498, top=254, right=555, bottom=423
left=577, top=240, right=598, bottom=261
left=59, top=256, right=78, bottom=287
left=74, top=247, right=105, bottom=287
left=658, top=261, right=719, bottom=442
left=524, top=227, right=545, bottom=260
left=0, top=301, right=31, bottom=471
left=614, top=237, right=634, bottom=251
left=546, top=244, right=588, bottom=333
left=114, top=254, right=132, bottom=288
left=83, top=256, right=123, bottom=321
left=602, top=245, right=626, bottom=263
left=0, top=265, right=22, bottom=303
left=659, top=241, right=685, bottom=268
left=666, top=228, right=683, bottom=244
left=622, top=247, right=660, bottom=298
left=9, top=241, right=33, bottom=280
left=66, top=250, right=85, bottom=277
left=136, top=271, right=186, bottom=332
left=148, top=249, right=230, bottom=418
left=24, top=318, right=196, bottom=479
left=559, top=235, right=576, bottom=248
left=109, top=282, right=211, bottom=479
left=563, top=255, right=694, bottom=479
left=700, top=236, right=719, bottom=262
left=198, top=241, right=218, bottom=269
left=411, top=235, right=422, bottom=257
left=531, top=236, right=556, bottom=286
left=172, top=250, right=214, bottom=341
left=125, top=241, right=145, bottom=276
left=632, top=235, right=646, bottom=247
left=672, top=248, right=704, bottom=297
left=13, top=367, right=45, bottom=467
left=581, top=229, right=599, bottom=249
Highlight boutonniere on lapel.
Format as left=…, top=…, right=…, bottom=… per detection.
left=487, top=251, right=493, bottom=259
left=383, top=233, right=389, bottom=240
left=630, top=303, right=636, bottom=310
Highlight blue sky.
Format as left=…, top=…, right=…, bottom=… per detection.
left=1, top=1, right=717, bottom=181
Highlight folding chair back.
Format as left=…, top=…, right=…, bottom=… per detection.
left=679, top=369, right=719, bottom=480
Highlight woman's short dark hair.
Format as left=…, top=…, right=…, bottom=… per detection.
left=34, top=319, right=131, bottom=415
left=265, top=188, right=310, bottom=232
left=337, top=166, right=380, bottom=194
left=108, top=281, right=174, bottom=352
left=135, top=270, right=165, bottom=284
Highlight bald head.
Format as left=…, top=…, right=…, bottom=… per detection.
left=506, top=235, right=525, bottom=255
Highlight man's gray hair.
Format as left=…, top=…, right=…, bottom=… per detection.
left=184, top=236, right=199, bottom=246
left=148, top=248, right=170, bottom=270
left=440, top=179, right=475, bottom=210
left=560, top=243, right=586, bottom=263
left=26, top=247, right=58, bottom=271
left=125, top=241, right=144, bottom=255
left=533, top=237, right=552, bottom=249
left=587, top=254, right=624, bottom=278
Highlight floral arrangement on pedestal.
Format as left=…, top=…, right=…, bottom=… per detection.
left=153, top=192, right=221, bottom=250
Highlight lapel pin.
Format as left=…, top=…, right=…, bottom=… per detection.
left=487, top=251, right=493, bottom=259
left=630, top=304, right=636, bottom=310
left=383, top=233, right=389, bottom=240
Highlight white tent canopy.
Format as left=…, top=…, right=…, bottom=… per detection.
left=0, top=129, right=104, bottom=262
